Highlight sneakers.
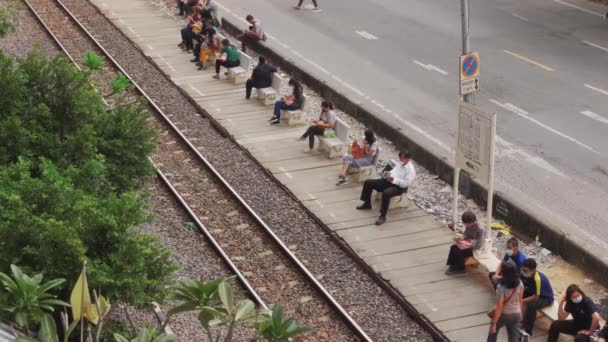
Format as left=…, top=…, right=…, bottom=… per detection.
left=293, top=6, right=301, bottom=9
left=270, top=119, right=280, bottom=125
left=336, top=177, right=348, bottom=186
left=445, top=267, right=466, bottom=275
left=356, top=202, right=372, bottom=210
left=297, top=136, right=306, bottom=141
left=269, top=116, right=277, bottom=122
left=312, top=7, right=321, bottom=12
left=303, top=148, right=312, bottom=153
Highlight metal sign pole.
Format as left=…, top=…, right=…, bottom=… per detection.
left=484, top=114, right=497, bottom=255
left=452, top=168, right=460, bottom=227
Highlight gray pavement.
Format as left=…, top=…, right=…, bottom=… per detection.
left=213, top=0, right=608, bottom=252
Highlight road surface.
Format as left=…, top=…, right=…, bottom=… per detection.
left=213, top=0, right=608, bottom=252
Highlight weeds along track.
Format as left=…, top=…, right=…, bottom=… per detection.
left=22, top=0, right=370, bottom=340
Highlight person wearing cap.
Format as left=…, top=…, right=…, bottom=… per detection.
left=213, top=39, right=240, bottom=79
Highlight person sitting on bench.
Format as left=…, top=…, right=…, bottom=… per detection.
left=245, top=56, right=277, bottom=99
left=548, top=284, right=600, bottom=342
left=445, top=210, right=484, bottom=275
left=297, top=101, right=336, bottom=151
left=489, top=237, right=527, bottom=288
left=213, top=39, right=240, bottom=80
left=356, top=150, right=415, bottom=226
left=238, top=15, right=266, bottom=53
left=269, top=78, right=303, bottom=124
left=336, top=129, right=378, bottom=186
left=520, top=258, right=554, bottom=335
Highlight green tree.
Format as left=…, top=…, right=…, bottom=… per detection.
left=0, top=2, right=17, bottom=38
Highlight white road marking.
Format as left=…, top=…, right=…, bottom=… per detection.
left=355, top=30, right=378, bottom=40
left=580, top=110, right=608, bottom=125
left=503, top=50, right=554, bottom=71
left=584, top=84, right=608, bottom=96
left=553, top=0, right=605, bottom=17
left=512, top=13, right=529, bottom=21
left=582, top=40, right=608, bottom=53
left=413, top=60, right=448, bottom=75
left=301, top=57, right=330, bottom=74
left=495, top=136, right=567, bottom=178
left=489, top=99, right=594, bottom=151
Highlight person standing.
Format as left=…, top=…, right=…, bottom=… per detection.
left=487, top=262, right=523, bottom=342
left=294, top=0, right=320, bottom=11
left=547, top=284, right=600, bottom=342
left=298, top=101, right=336, bottom=151
left=489, top=238, right=527, bottom=288
left=357, top=150, right=415, bottom=226
left=238, top=15, right=266, bottom=53
left=213, top=39, right=240, bottom=80
left=520, top=258, right=554, bottom=335
left=245, top=56, right=277, bottom=99
left=445, top=211, right=484, bottom=274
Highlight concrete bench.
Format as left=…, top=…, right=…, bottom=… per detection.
left=369, top=159, right=411, bottom=208
left=318, top=117, right=350, bottom=158
left=227, top=50, right=251, bottom=85
left=257, top=73, right=283, bottom=106
left=280, top=95, right=307, bottom=126
left=348, top=147, right=381, bottom=183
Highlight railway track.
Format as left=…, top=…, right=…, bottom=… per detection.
left=22, top=0, right=372, bottom=340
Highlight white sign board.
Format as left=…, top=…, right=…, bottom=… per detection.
left=459, top=52, right=480, bottom=95
left=456, top=103, right=496, bottom=187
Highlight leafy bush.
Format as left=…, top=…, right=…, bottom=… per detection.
left=0, top=50, right=174, bottom=306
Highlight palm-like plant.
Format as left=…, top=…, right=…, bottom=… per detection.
left=0, top=265, right=69, bottom=334
left=83, top=51, right=105, bottom=70
left=114, top=327, right=174, bottom=342
left=256, top=304, right=312, bottom=342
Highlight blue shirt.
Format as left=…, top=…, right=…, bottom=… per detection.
left=502, top=251, right=527, bottom=271
left=524, top=271, right=554, bottom=301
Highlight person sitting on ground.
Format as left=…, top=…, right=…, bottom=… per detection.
left=487, top=261, right=523, bottom=342
left=445, top=211, right=484, bottom=275
left=520, top=258, right=554, bottom=335
left=213, top=39, right=240, bottom=80
left=488, top=237, right=527, bottom=288
left=238, top=15, right=266, bottom=53
left=336, top=129, right=379, bottom=186
left=356, top=150, right=416, bottom=226
left=178, top=11, right=202, bottom=52
left=297, top=101, right=336, bottom=151
left=197, top=27, right=220, bottom=70
left=269, top=78, right=303, bottom=124
left=245, top=56, right=277, bottom=99
left=547, top=284, right=600, bottom=342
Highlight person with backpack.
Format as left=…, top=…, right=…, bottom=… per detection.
left=487, top=261, right=524, bottom=342
left=213, top=39, right=240, bottom=80
left=548, top=284, right=601, bottom=342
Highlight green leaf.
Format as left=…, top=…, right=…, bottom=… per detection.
left=38, top=313, right=60, bottom=342
left=234, top=299, right=255, bottom=322
left=151, top=335, right=175, bottom=342
left=113, top=333, right=130, bottom=342
left=84, top=51, right=104, bottom=70
left=38, top=278, right=66, bottom=293
left=218, top=281, right=234, bottom=316
left=166, top=302, right=199, bottom=318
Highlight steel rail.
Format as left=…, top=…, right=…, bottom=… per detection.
left=22, top=0, right=373, bottom=340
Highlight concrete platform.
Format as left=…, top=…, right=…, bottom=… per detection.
left=88, top=0, right=560, bottom=340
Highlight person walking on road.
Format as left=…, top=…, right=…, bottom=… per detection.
left=547, top=284, right=600, bottom=342
left=487, top=262, right=524, bottom=342
left=294, top=0, right=320, bottom=11
left=356, top=150, right=415, bottom=226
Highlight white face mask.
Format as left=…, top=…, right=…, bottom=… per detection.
left=572, top=295, right=583, bottom=304
left=506, top=249, right=514, bottom=257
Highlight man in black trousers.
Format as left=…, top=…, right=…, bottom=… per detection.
left=245, top=56, right=277, bottom=99
left=357, top=150, right=416, bottom=225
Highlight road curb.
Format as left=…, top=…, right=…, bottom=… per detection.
left=221, top=18, right=608, bottom=287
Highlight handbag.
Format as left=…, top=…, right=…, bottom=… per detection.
left=455, top=239, right=473, bottom=250
left=218, top=52, right=227, bottom=62
left=487, top=288, right=517, bottom=318
left=323, top=129, right=336, bottom=138
left=351, top=141, right=364, bottom=159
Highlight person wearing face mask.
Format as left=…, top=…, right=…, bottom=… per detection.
left=487, top=262, right=524, bottom=342
left=547, top=284, right=600, bottom=342
left=520, top=258, right=554, bottom=335
left=489, top=238, right=527, bottom=288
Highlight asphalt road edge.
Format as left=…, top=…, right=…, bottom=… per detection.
left=221, top=18, right=608, bottom=287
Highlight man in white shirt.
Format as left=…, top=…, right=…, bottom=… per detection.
left=357, top=150, right=416, bottom=225
left=239, top=15, right=266, bottom=53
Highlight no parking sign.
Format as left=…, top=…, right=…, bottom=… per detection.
left=459, top=52, right=480, bottom=95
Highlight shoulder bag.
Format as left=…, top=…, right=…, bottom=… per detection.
left=487, top=287, right=517, bottom=318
